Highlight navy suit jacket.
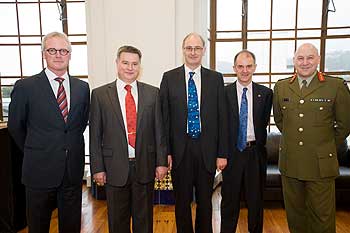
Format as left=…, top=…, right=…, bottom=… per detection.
left=160, top=65, right=228, bottom=173
left=8, top=70, right=90, bottom=188
left=225, top=81, right=273, bottom=157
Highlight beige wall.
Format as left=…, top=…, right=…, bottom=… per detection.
left=86, top=0, right=208, bottom=89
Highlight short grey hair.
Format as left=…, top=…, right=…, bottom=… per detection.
left=41, top=31, right=72, bottom=52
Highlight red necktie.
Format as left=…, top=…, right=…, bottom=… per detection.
left=54, top=77, right=68, bottom=123
left=125, top=85, right=137, bottom=148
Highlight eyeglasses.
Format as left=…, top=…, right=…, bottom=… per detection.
left=46, top=48, right=70, bottom=56
left=184, top=46, right=204, bottom=53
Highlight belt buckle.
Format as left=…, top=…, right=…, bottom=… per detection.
left=246, top=141, right=251, bottom=147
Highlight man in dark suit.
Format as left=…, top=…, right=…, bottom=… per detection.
left=160, top=33, right=228, bottom=233
left=90, top=45, right=168, bottom=233
left=220, top=50, right=273, bottom=233
left=8, top=31, right=90, bottom=233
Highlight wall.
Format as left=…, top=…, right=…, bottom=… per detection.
left=85, top=0, right=208, bottom=89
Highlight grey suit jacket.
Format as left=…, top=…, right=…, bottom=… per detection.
left=89, top=80, right=167, bottom=186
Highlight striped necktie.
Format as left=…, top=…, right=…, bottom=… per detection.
left=54, top=77, right=68, bottom=123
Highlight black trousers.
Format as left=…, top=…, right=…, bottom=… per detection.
left=25, top=166, right=82, bottom=233
left=105, top=161, right=154, bottom=233
left=172, top=137, right=214, bottom=233
left=221, top=145, right=267, bottom=233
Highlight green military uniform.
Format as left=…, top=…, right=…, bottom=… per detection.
left=273, top=72, right=350, bottom=233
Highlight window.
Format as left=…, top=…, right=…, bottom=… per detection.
left=0, top=0, right=88, bottom=121
left=209, top=0, right=350, bottom=132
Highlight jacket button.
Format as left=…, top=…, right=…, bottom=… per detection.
left=329, top=153, right=333, bottom=157
left=299, top=113, right=304, bottom=118
left=299, top=141, right=304, bottom=146
left=299, top=99, right=305, bottom=104
left=298, top=127, right=304, bottom=132
left=282, top=106, right=286, bottom=110
left=319, top=106, right=324, bottom=111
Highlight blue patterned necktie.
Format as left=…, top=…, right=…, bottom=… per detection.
left=187, top=71, right=200, bottom=138
left=237, top=87, right=248, bottom=151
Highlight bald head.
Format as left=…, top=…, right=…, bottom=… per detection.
left=294, top=43, right=319, bottom=57
left=293, top=43, right=320, bottom=79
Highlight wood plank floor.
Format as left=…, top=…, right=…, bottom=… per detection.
left=19, top=186, right=350, bottom=233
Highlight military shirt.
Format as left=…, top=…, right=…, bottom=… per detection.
left=273, top=72, right=350, bottom=180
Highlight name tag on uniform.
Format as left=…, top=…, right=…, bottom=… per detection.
left=310, top=98, right=332, bottom=102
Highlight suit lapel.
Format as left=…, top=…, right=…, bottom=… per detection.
left=231, top=82, right=239, bottom=120
left=252, top=82, right=260, bottom=129
left=200, top=67, right=209, bottom=111
left=136, top=81, right=144, bottom=133
left=288, top=78, right=302, bottom=97
left=107, top=81, right=126, bottom=132
left=179, top=66, right=187, bottom=110
left=38, top=70, right=65, bottom=123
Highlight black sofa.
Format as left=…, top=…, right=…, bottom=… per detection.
left=91, top=132, right=350, bottom=204
left=264, top=132, right=350, bottom=204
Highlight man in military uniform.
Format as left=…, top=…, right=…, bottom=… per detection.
left=273, top=43, right=350, bottom=233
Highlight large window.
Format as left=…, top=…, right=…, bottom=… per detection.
left=0, top=0, right=87, bottom=121
left=209, top=0, right=350, bottom=131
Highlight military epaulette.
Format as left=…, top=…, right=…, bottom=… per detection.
left=289, top=73, right=297, bottom=83
left=289, top=71, right=325, bottom=83
left=317, top=72, right=325, bottom=82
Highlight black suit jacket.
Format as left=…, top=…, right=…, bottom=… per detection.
left=8, top=70, right=90, bottom=188
left=89, top=81, right=167, bottom=186
left=225, top=81, right=273, bottom=157
left=160, top=65, right=228, bottom=173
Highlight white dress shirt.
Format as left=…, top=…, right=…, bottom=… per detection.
left=116, top=79, right=138, bottom=158
left=236, top=81, right=256, bottom=142
left=45, top=68, right=70, bottom=112
left=184, top=65, right=202, bottom=133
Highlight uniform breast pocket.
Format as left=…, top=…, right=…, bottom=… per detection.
left=313, top=103, right=333, bottom=126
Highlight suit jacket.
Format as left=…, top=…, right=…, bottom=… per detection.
left=273, top=73, right=350, bottom=180
left=89, top=80, right=167, bottom=186
left=160, top=65, right=228, bottom=173
left=225, top=81, right=273, bottom=158
left=8, top=70, right=90, bottom=188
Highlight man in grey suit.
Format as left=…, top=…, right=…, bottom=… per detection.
left=8, top=31, right=90, bottom=233
left=90, top=45, right=168, bottom=233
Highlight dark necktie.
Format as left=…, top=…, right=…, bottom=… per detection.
left=54, top=77, right=68, bottom=123
left=237, top=87, right=248, bottom=151
left=301, top=79, right=307, bottom=95
left=187, top=71, right=200, bottom=138
left=125, top=85, right=137, bottom=148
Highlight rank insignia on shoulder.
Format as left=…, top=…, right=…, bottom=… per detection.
left=310, top=98, right=332, bottom=102
left=283, top=98, right=290, bottom=102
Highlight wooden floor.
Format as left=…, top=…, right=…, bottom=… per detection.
left=19, top=186, right=350, bottom=233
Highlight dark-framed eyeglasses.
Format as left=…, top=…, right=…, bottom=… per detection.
left=46, top=48, right=70, bottom=56
left=184, top=46, right=204, bottom=53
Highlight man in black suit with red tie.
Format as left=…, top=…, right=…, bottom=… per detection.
left=220, top=50, right=273, bottom=233
left=8, top=32, right=90, bottom=233
left=160, top=33, right=228, bottom=233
